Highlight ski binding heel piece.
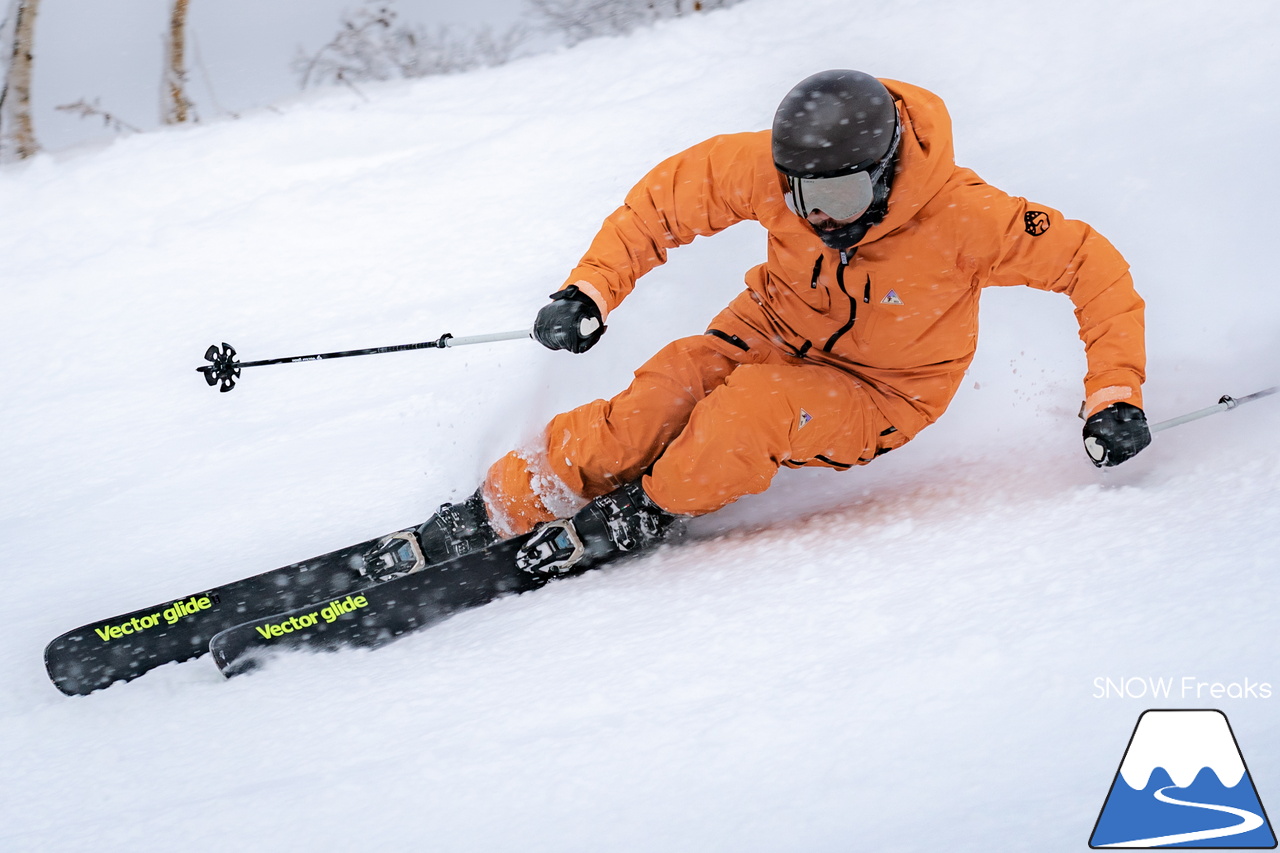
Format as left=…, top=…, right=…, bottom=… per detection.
left=361, top=531, right=426, bottom=582
left=516, top=520, right=585, bottom=574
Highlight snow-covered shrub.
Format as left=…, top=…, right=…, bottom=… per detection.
left=527, top=0, right=747, bottom=46
left=295, top=2, right=528, bottom=89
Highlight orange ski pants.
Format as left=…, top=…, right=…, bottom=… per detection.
left=482, top=331, right=905, bottom=537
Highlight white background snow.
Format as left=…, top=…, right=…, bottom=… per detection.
left=3, top=0, right=1279, bottom=850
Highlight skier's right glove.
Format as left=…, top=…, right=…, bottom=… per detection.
left=1082, top=402, right=1151, bottom=468
left=533, top=285, right=606, bottom=353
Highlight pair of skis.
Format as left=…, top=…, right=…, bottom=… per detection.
left=46, top=386, right=1277, bottom=696
left=43, top=526, right=560, bottom=696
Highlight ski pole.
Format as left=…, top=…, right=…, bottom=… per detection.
left=1151, top=386, right=1277, bottom=434
left=197, top=328, right=533, bottom=392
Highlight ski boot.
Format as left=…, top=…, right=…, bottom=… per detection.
left=362, top=489, right=500, bottom=582
left=516, top=479, right=681, bottom=575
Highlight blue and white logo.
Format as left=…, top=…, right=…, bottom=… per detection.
left=1091, top=709, right=1276, bottom=848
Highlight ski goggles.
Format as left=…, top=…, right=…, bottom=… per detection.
left=784, top=122, right=901, bottom=222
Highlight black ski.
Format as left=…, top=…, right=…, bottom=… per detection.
left=209, top=526, right=588, bottom=677
left=44, top=534, right=398, bottom=695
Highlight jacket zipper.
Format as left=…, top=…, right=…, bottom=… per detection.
left=822, top=249, right=861, bottom=352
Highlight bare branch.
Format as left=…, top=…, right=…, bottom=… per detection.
left=55, top=98, right=141, bottom=133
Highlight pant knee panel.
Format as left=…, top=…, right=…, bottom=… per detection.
left=482, top=447, right=585, bottom=538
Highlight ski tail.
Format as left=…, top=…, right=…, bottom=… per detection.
left=209, top=533, right=548, bottom=677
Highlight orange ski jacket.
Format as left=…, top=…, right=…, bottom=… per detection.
left=562, top=79, right=1146, bottom=439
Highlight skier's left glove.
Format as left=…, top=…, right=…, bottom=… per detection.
left=533, top=285, right=606, bottom=353
left=1083, top=402, right=1151, bottom=468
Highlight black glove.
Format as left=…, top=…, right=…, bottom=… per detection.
left=1083, top=402, right=1151, bottom=468
left=533, top=285, right=606, bottom=353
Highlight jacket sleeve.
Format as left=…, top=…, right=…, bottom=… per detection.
left=975, top=189, right=1147, bottom=417
left=561, top=133, right=765, bottom=318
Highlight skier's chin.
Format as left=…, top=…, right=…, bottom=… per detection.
left=809, top=216, right=873, bottom=251
left=808, top=214, right=858, bottom=232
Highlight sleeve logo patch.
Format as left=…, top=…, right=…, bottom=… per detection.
left=1024, top=210, right=1051, bottom=236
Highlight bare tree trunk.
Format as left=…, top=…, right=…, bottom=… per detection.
left=162, top=0, right=193, bottom=124
left=0, top=0, right=41, bottom=161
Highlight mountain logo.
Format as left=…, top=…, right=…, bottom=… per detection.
left=881, top=289, right=904, bottom=305
left=1090, top=709, right=1276, bottom=848
left=798, top=408, right=812, bottom=429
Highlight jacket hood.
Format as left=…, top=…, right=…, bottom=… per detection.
left=859, top=79, right=956, bottom=243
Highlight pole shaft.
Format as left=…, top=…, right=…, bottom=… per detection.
left=232, top=329, right=532, bottom=369
left=1151, top=403, right=1231, bottom=433
left=1151, top=386, right=1277, bottom=434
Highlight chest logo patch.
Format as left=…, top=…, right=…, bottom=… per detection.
left=881, top=289, right=904, bottom=305
left=1025, top=210, right=1051, bottom=236
left=798, top=409, right=813, bottom=430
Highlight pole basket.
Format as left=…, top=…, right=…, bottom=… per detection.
left=198, top=343, right=241, bottom=393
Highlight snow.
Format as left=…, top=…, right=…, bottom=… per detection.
left=3, top=0, right=1279, bottom=850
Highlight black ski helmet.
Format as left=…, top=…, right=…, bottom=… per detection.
left=772, top=70, right=902, bottom=249
left=772, top=69, right=898, bottom=179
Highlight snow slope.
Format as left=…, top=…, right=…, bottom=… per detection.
left=2, top=1, right=1279, bottom=850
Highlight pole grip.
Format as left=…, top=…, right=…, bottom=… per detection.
left=440, top=329, right=534, bottom=348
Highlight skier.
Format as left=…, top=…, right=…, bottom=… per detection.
left=380, top=69, right=1151, bottom=579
